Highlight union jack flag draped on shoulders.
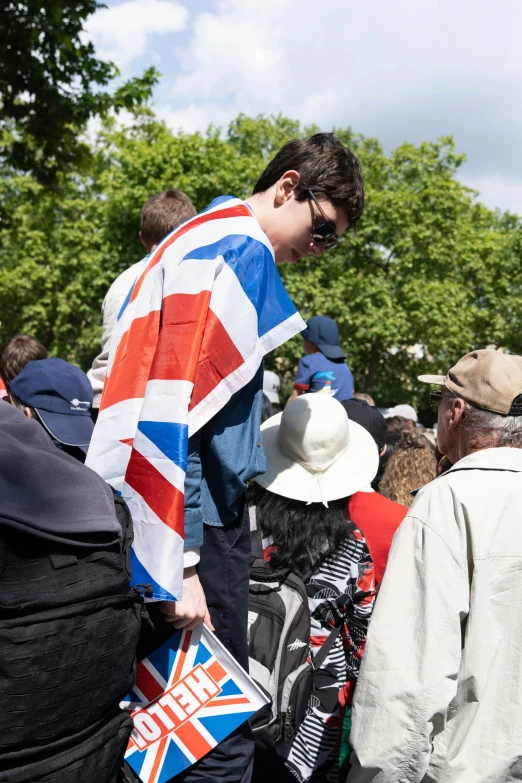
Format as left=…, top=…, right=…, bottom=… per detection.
left=86, top=196, right=305, bottom=601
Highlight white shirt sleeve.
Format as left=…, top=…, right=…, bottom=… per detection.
left=183, top=547, right=200, bottom=568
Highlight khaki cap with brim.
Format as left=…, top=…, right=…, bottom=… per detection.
left=418, top=349, right=522, bottom=415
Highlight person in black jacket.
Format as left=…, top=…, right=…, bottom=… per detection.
left=0, top=401, right=141, bottom=783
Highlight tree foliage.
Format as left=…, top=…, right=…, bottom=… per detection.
left=0, top=112, right=521, bottom=415
left=1, top=0, right=158, bottom=183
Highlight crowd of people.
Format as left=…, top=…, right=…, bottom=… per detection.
left=1, top=132, right=522, bottom=783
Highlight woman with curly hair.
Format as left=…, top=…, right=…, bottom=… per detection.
left=379, top=430, right=437, bottom=506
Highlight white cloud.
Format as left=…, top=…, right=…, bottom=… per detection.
left=161, top=0, right=522, bottom=213
left=85, top=0, right=188, bottom=71
left=460, top=172, right=522, bottom=216
left=86, top=0, right=522, bottom=214
left=155, top=103, right=235, bottom=134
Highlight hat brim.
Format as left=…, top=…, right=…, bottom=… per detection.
left=255, top=412, right=379, bottom=502
left=264, top=390, right=280, bottom=404
left=418, top=374, right=446, bottom=385
left=318, top=342, right=345, bottom=360
left=36, top=408, right=94, bottom=448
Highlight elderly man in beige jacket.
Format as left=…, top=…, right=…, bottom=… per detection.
left=347, top=349, right=522, bottom=783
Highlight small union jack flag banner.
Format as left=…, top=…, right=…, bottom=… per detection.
left=121, top=625, right=268, bottom=782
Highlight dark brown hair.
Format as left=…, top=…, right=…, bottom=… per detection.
left=140, top=189, right=196, bottom=250
left=385, top=415, right=411, bottom=435
left=253, top=132, right=364, bottom=229
left=0, top=335, right=48, bottom=391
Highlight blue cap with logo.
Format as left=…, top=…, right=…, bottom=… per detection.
left=301, top=315, right=345, bottom=360
left=10, top=358, right=94, bottom=451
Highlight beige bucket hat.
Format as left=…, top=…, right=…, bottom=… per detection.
left=419, top=349, right=522, bottom=416
left=255, top=394, right=379, bottom=506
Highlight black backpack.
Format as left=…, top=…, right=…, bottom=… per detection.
left=0, top=492, right=144, bottom=783
left=247, top=506, right=340, bottom=751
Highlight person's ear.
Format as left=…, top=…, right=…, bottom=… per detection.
left=275, top=170, right=300, bottom=206
left=448, top=397, right=466, bottom=430
left=24, top=406, right=33, bottom=418
left=139, top=230, right=147, bottom=248
left=380, top=444, right=387, bottom=457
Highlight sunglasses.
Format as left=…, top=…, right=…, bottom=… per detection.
left=430, top=389, right=456, bottom=409
left=306, top=189, right=338, bottom=251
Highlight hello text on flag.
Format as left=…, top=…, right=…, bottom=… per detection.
left=130, top=664, right=221, bottom=750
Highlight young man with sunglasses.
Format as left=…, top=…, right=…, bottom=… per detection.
left=92, top=131, right=364, bottom=783
left=246, top=134, right=362, bottom=264
left=174, top=133, right=362, bottom=781
left=347, top=349, right=522, bottom=783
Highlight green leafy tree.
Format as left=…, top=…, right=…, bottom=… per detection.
left=0, top=113, right=521, bottom=417
left=1, top=0, right=158, bottom=183
left=278, top=133, right=522, bottom=418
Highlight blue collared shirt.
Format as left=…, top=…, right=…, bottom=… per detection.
left=183, top=363, right=265, bottom=548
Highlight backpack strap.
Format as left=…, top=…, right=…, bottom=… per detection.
left=313, top=624, right=342, bottom=670
left=248, top=504, right=264, bottom=560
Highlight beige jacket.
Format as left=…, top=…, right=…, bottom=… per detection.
left=348, top=447, right=522, bottom=783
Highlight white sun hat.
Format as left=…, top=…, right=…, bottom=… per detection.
left=384, top=404, right=418, bottom=423
left=255, top=394, right=379, bottom=506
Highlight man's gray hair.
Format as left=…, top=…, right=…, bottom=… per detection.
left=464, top=399, right=522, bottom=448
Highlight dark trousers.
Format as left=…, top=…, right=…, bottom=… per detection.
left=176, top=506, right=254, bottom=782
left=136, top=507, right=253, bottom=782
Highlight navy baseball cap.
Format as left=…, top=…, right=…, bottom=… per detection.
left=301, top=315, right=345, bottom=360
left=10, top=358, right=94, bottom=450
left=341, top=398, right=387, bottom=451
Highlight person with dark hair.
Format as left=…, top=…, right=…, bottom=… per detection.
left=247, top=132, right=363, bottom=268
left=87, top=131, right=364, bottom=782
left=348, top=350, right=522, bottom=783
left=252, top=132, right=364, bottom=231
left=0, top=401, right=141, bottom=783
left=250, top=394, right=376, bottom=782
left=0, top=334, right=47, bottom=394
left=10, top=358, right=95, bottom=462
left=384, top=414, right=411, bottom=437
left=88, top=189, right=197, bottom=413
left=288, top=315, right=355, bottom=402
left=342, top=399, right=407, bottom=587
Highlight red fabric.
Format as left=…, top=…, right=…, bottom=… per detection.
left=348, top=491, right=407, bottom=585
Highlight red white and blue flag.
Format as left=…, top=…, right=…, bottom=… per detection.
left=86, top=196, right=305, bottom=601
left=122, top=625, right=268, bottom=782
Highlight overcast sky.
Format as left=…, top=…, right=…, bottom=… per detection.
left=86, top=0, right=522, bottom=215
